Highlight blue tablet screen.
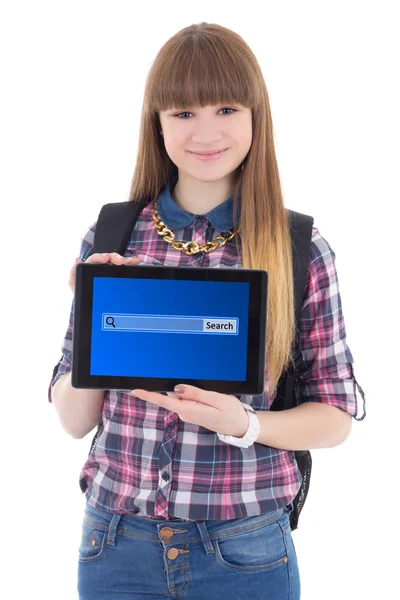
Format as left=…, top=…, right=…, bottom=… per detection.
left=90, top=276, right=250, bottom=381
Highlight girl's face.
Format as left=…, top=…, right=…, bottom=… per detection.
left=158, top=103, right=252, bottom=182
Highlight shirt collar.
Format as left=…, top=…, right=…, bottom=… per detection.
left=156, top=174, right=241, bottom=231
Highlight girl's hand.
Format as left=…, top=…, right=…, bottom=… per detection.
left=69, top=253, right=140, bottom=294
left=131, top=384, right=249, bottom=437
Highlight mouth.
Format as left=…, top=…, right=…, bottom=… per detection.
left=188, top=148, right=228, bottom=160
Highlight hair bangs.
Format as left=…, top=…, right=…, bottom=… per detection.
left=149, top=37, right=255, bottom=113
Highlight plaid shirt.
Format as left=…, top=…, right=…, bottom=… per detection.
left=48, top=177, right=366, bottom=521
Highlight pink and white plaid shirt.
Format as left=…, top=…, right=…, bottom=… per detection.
left=48, top=178, right=366, bottom=521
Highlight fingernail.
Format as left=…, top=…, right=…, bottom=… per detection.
left=174, top=385, right=184, bottom=394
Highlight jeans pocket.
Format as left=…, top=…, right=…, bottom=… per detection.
left=214, top=514, right=289, bottom=572
left=78, top=518, right=108, bottom=563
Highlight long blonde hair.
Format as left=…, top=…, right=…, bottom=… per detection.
left=127, top=23, right=295, bottom=396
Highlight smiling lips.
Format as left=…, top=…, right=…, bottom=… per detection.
left=189, top=148, right=228, bottom=161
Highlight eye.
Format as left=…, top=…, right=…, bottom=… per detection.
left=220, top=108, right=236, bottom=116
left=174, top=108, right=237, bottom=119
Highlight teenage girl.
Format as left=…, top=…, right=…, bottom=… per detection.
left=49, top=22, right=366, bottom=600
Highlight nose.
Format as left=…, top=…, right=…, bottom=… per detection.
left=191, top=121, right=223, bottom=145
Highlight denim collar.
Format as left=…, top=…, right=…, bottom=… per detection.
left=157, top=174, right=241, bottom=231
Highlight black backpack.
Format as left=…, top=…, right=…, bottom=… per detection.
left=84, top=198, right=314, bottom=532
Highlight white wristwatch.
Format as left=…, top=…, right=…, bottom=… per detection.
left=217, top=403, right=260, bottom=448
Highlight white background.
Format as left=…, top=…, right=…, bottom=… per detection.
left=1, top=1, right=398, bottom=598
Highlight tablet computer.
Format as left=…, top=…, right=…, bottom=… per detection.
left=72, top=262, right=268, bottom=395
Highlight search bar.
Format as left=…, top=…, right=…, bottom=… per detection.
left=102, top=313, right=238, bottom=334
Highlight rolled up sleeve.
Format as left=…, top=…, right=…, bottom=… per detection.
left=294, top=228, right=366, bottom=421
left=47, top=222, right=97, bottom=403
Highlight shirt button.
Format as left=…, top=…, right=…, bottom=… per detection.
left=162, top=472, right=170, bottom=481
left=167, top=423, right=174, bottom=431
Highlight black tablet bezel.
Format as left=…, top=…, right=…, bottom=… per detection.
left=72, top=262, right=268, bottom=394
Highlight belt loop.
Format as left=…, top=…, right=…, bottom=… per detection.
left=195, top=521, right=215, bottom=555
left=106, top=513, right=123, bottom=546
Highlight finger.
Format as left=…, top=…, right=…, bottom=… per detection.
left=85, top=253, right=110, bottom=264
left=109, top=252, right=125, bottom=264
left=166, top=391, right=200, bottom=406
left=166, top=391, right=182, bottom=399
left=130, top=389, right=183, bottom=413
left=173, top=384, right=221, bottom=408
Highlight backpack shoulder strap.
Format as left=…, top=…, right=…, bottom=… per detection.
left=273, top=209, right=314, bottom=532
left=271, top=209, right=314, bottom=412
left=287, top=209, right=315, bottom=330
left=86, top=199, right=148, bottom=258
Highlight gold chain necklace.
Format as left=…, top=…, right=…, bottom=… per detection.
left=152, top=198, right=240, bottom=256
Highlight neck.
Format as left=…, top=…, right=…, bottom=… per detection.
left=171, top=171, right=233, bottom=214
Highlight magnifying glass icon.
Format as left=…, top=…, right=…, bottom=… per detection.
left=106, top=316, right=116, bottom=328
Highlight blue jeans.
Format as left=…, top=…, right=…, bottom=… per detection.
left=78, top=501, right=300, bottom=599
